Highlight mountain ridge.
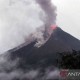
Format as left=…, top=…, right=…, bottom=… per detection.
left=7, top=27, right=80, bottom=68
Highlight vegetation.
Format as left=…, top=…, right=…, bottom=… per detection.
left=57, top=50, right=80, bottom=69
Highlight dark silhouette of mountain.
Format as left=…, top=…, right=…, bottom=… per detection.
left=58, top=50, right=80, bottom=69
left=0, top=27, right=80, bottom=80
left=8, top=27, right=80, bottom=68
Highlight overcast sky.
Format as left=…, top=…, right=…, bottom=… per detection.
left=52, top=0, right=80, bottom=40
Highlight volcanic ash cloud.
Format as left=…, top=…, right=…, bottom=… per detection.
left=0, top=0, right=57, bottom=53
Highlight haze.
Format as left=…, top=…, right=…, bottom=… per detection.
left=0, top=0, right=46, bottom=53
left=52, top=0, right=80, bottom=40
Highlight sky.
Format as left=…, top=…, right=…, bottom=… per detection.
left=52, top=0, right=80, bottom=40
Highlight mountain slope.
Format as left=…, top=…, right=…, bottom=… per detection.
left=0, top=27, right=80, bottom=80
left=9, top=27, right=80, bottom=68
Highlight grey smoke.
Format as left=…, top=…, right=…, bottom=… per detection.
left=0, top=54, right=60, bottom=80
left=0, top=0, right=56, bottom=53
left=0, top=0, right=45, bottom=53
left=36, top=0, right=56, bottom=38
left=0, top=69, right=60, bottom=80
left=32, top=0, right=57, bottom=47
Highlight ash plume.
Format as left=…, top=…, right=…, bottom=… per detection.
left=0, top=0, right=44, bottom=53
left=0, top=0, right=56, bottom=53
left=36, top=0, right=57, bottom=39
left=33, top=0, right=57, bottom=47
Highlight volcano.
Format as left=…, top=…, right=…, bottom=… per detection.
left=8, top=27, right=80, bottom=67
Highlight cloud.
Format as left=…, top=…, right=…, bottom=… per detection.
left=0, top=0, right=46, bottom=53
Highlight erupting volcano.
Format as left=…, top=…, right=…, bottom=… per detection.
left=0, top=0, right=80, bottom=80
left=51, top=25, right=57, bottom=30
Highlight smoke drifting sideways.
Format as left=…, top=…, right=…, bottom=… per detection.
left=0, top=0, right=58, bottom=79
left=0, top=0, right=56, bottom=53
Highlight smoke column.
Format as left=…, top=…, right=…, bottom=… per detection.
left=0, top=0, right=58, bottom=80
left=36, top=0, right=57, bottom=39
left=0, top=0, right=45, bottom=53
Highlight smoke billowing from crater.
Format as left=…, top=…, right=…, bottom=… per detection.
left=36, top=0, right=56, bottom=30
left=36, top=0, right=57, bottom=40
left=0, top=0, right=56, bottom=53
left=30, top=0, right=57, bottom=47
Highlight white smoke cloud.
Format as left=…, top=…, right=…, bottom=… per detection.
left=0, top=0, right=56, bottom=53
left=0, top=0, right=47, bottom=53
left=0, top=69, right=60, bottom=80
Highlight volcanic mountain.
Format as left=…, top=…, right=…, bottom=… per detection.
left=7, top=27, right=80, bottom=68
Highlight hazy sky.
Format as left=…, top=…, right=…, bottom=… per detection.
left=52, top=0, right=80, bottom=40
